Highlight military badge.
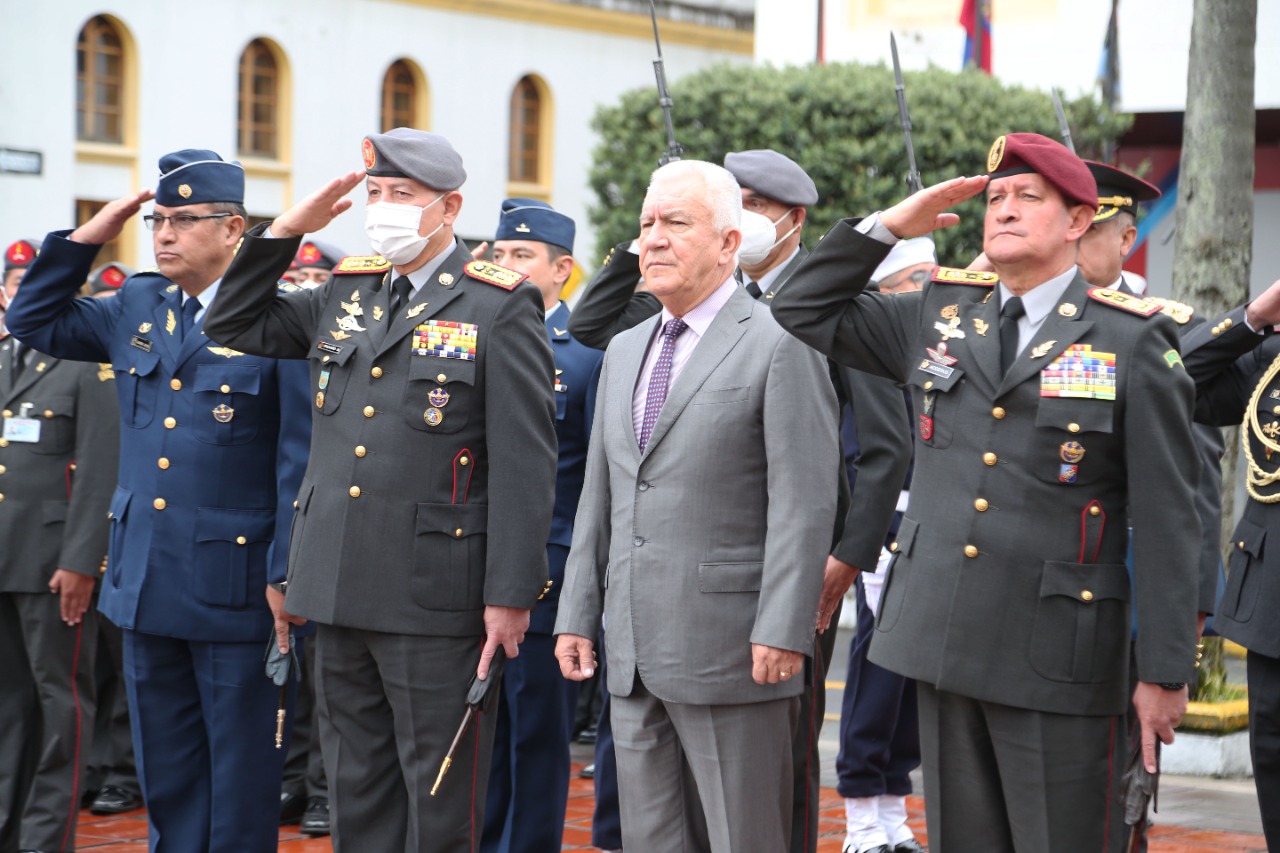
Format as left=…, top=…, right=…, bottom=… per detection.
left=1060, top=441, right=1085, bottom=463
left=1030, top=340, right=1058, bottom=359
left=166, top=309, right=177, bottom=335
left=1164, top=349, right=1184, bottom=369
left=316, top=392, right=325, bottom=409
left=165, top=284, right=179, bottom=293
left=138, top=322, right=153, bottom=333
left=1041, top=344, right=1117, bottom=400
left=1058, top=464, right=1079, bottom=484
left=130, top=336, right=153, bottom=352
left=925, top=342, right=958, bottom=367
left=319, top=366, right=332, bottom=391
left=363, top=138, right=376, bottom=169
left=406, top=303, right=429, bottom=319
left=973, top=318, right=989, bottom=336
left=424, top=407, right=444, bottom=427
left=1057, top=303, right=1077, bottom=318
left=428, top=387, right=450, bottom=407
left=553, top=327, right=568, bottom=337
left=341, top=299, right=364, bottom=317
left=941, top=304, right=959, bottom=320
left=1264, top=422, right=1280, bottom=440
left=413, top=320, right=478, bottom=361
left=34, top=361, right=46, bottom=373
left=438, top=273, right=455, bottom=287
left=212, top=404, right=235, bottom=423
left=987, top=135, right=1007, bottom=173
left=935, top=319, right=965, bottom=340
left=351, top=290, right=361, bottom=302
left=918, top=414, right=934, bottom=440
left=554, top=370, right=567, bottom=393
left=206, top=346, right=245, bottom=358
left=373, top=306, right=384, bottom=321
left=178, top=183, right=193, bottom=199
left=317, top=341, right=343, bottom=355
left=464, top=260, right=527, bottom=291
left=330, top=329, right=351, bottom=341
left=335, top=314, right=366, bottom=334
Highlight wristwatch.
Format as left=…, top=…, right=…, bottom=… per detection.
left=269, top=581, right=288, bottom=594
left=1158, top=682, right=1186, bottom=691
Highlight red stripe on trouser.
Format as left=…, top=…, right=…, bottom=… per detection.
left=59, top=619, right=86, bottom=852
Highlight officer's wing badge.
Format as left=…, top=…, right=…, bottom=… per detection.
left=207, top=346, right=246, bottom=358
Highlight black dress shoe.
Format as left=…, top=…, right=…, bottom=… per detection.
left=279, top=791, right=307, bottom=825
left=576, top=723, right=598, bottom=745
left=90, top=785, right=143, bottom=815
left=301, top=796, right=330, bottom=837
left=843, top=845, right=890, bottom=853
left=894, top=840, right=927, bottom=853
left=578, top=763, right=595, bottom=780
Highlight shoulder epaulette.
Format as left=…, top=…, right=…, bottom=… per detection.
left=277, top=280, right=302, bottom=292
left=464, top=260, right=527, bottom=291
left=335, top=255, right=391, bottom=275
left=1143, top=295, right=1195, bottom=325
left=932, top=266, right=998, bottom=287
left=1087, top=287, right=1161, bottom=317
left=97, top=363, right=115, bottom=382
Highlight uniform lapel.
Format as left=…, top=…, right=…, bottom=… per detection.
left=762, top=244, right=809, bottom=302
left=5, top=351, right=57, bottom=403
left=547, top=302, right=571, bottom=343
left=998, top=274, right=1095, bottom=396
left=955, top=290, right=1001, bottom=393
left=641, top=288, right=752, bottom=458
left=374, top=245, right=472, bottom=359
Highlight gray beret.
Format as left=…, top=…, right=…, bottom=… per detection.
left=362, top=128, right=467, bottom=191
left=723, top=149, right=818, bottom=207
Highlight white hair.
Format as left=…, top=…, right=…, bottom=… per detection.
left=646, top=160, right=742, bottom=232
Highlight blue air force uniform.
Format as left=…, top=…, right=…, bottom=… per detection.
left=5, top=151, right=311, bottom=853
left=483, top=200, right=603, bottom=853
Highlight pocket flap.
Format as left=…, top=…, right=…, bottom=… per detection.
left=309, top=338, right=358, bottom=366
left=415, top=502, right=488, bottom=537
left=29, top=394, right=76, bottom=418
left=698, top=561, right=764, bottom=593
left=907, top=364, right=965, bottom=392
left=692, top=386, right=749, bottom=405
left=889, top=516, right=920, bottom=557
left=1036, top=397, right=1114, bottom=434
left=193, top=364, right=262, bottom=395
left=194, top=507, right=275, bottom=544
left=1231, top=518, right=1266, bottom=559
left=42, top=500, right=68, bottom=525
left=107, top=486, right=132, bottom=522
left=116, top=350, right=159, bottom=378
left=410, top=356, right=476, bottom=385
left=1040, top=561, right=1130, bottom=603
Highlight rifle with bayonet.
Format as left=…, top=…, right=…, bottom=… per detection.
left=1051, top=88, right=1076, bottom=153
left=649, top=1, right=684, bottom=166
left=889, top=32, right=923, bottom=195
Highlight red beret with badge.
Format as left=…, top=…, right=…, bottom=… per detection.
left=986, top=133, right=1098, bottom=210
left=4, top=238, right=42, bottom=273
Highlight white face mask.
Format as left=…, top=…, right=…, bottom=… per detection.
left=737, top=208, right=798, bottom=267
left=364, top=195, right=445, bottom=266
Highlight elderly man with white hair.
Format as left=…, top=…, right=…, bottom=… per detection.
left=554, top=160, right=840, bottom=851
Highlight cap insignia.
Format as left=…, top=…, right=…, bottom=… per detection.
left=987, top=136, right=1006, bottom=173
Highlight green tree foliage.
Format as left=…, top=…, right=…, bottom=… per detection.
left=587, top=62, right=1131, bottom=266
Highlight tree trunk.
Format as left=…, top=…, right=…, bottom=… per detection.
left=1170, top=0, right=1256, bottom=699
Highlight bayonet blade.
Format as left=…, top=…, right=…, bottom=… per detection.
left=891, top=32, right=923, bottom=195
left=1052, top=88, right=1076, bottom=153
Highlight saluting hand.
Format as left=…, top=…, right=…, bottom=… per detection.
left=70, top=189, right=156, bottom=246
left=880, top=175, right=990, bottom=240
left=270, top=171, right=366, bottom=240
left=49, top=569, right=96, bottom=626
left=554, top=633, right=597, bottom=681
left=1245, top=277, right=1280, bottom=330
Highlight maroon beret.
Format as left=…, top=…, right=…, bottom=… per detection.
left=986, top=133, right=1098, bottom=210
left=1084, top=161, right=1161, bottom=223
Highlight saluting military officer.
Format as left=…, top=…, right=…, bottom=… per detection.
left=481, top=199, right=603, bottom=853
left=0, top=239, right=119, bottom=853
left=201, top=128, right=558, bottom=852
left=771, top=133, right=1201, bottom=853
left=1177, top=277, right=1280, bottom=850
left=5, top=149, right=312, bottom=853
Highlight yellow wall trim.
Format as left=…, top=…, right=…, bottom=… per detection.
left=1180, top=698, right=1250, bottom=732
left=381, top=0, right=753, bottom=54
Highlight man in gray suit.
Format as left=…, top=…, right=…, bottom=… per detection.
left=772, top=133, right=1200, bottom=852
left=554, top=160, right=839, bottom=851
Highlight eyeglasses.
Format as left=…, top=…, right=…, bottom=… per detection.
left=142, top=213, right=234, bottom=232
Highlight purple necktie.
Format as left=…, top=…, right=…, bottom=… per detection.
left=639, top=318, right=688, bottom=452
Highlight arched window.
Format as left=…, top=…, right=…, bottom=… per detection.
left=508, top=76, right=543, bottom=184
left=238, top=39, right=279, bottom=158
left=381, top=60, right=418, bottom=131
left=77, top=16, right=124, bottom=143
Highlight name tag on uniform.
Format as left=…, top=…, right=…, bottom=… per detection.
left=2, top=417, right=41, bottom=443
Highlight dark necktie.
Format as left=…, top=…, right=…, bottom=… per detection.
left=390, top=275, right=413, bottom=317
left=181, top=297, right=200, bottom=340
left=639, top=318, right=688, bottom=452
left=744, top=278, right=763, bottom=300
left=999, top=296, right=1026, bottom=375
left=11, top=342, right=25, bottom=380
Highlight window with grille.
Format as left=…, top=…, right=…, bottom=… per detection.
left=76, top=16, right=124, bottom=144
left=237, top=40, right=278, bottom=158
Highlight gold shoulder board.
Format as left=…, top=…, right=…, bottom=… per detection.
left=277, top=280, right=302, bottom=292
left=464, top=260, right=527, bottom=291
left=1143, top=296, right=1195, bottom=325
left=1088, top=287, right=1161, bottom=317
left=98, top=363, right=115, bottom=382
left=931, top=266, right=998, bottom=287
left=335, top=255, right=392, bottom=275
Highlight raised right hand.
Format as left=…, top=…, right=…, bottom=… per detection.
left=880, top=175, right=989, bottom=240
left=70, top=189, right=156, bottom=245
left=270, top=171, right=366, bottom=239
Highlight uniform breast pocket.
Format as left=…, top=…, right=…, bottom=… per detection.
left=1029, top=560, right=1130, bottom=683
left=192, top=507, right=275, bottom=609
left=1033, top=397, right=1114, bottom=485
left=28, top=394, right=76, bottom=455
left=406, top=357, right=475, bottom=434
left=113, top=351, right=161, bottom=428
left=907, top=367, right=965, bottom=450
left=308, top=340, right=357, bottom=416
left=410, top=502, right=487, bottom=611
left=192, top=364, right=263, bottom=445
left=876, top=516, right=919, bottom=633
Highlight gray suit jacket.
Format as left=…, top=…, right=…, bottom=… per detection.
left=555, top=286, right=839, bottom=706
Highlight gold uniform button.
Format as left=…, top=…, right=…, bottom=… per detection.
left=923, top=380, right=934, bottom=390
left=454, top=528, right=464, bottom=538
left=0, top=439, right=8, bottom=448
left=1223, top=318, right=1233, bottom=329
left=1273, top=406, right=1280, bottom=415
left=0, top=465, right=5, bottom=475
left=1081, top=590, right=1094, bottom=602
left=164, top=417, right=177, bottom=429
left=158, top=457, right=170, bottom=470
left=0, top=494, right=4, bottom=503
left=983, top=452, right=997, bottom=466
left=349, top=486, right=361, bottom=498
left=1238, top=540, right=1246, bottom=550
left=44, top=409, right=54, bottom=419
left=1212, top=327, right=1222, bottom=337
left=992, top=407, right=1006, bottom=419
left=889, top=541, right=899, bottom=552
left=220, top=384, right=231, bottom=394
left=1, top=409, right=11, bottom=417
left=355, top=446, right=367, bottom=458
left=293, top=500, right=298, bottom=508
left=1089, top=505, right=1101, bottom=516
left=437, top=373, right=447, bottom=383
left=170, top=378, right=182, bottom=391
left=153, top=498, right=166, bottom=510
left=459, top=456, right=470, bottom=466
left=371, top=366, right=383, bottom=378
left=322, top=355, right=330, bottom=363
left=964, top=545, right=979, bottom=558
left=363, top=406, right=375, bottom=418
left=974, top=498, right=989, bottom=512
left=1067, top=423, right=1081, bottom=433
left=129, top=367, right=136, bottom=375
left=235, top=536, right=247, bottom=545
